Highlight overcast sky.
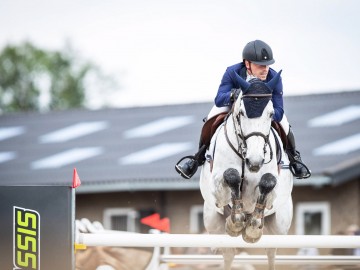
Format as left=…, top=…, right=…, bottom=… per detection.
left=1, top=0, right=360, bottom=108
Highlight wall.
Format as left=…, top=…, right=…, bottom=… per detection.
left=76, top=190, right=204, bottom=233
left=76, top=179, right=360, bottom=235
left=292, top=179, right=360, bottom=235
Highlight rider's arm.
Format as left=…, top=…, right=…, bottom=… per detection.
left=271, top=74, right=284, bottom=122
left=214, top=68, right=235, bottom=107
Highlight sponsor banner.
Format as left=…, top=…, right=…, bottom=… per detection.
left=0, top=186, right=75, bottom=270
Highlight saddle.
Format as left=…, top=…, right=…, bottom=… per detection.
left=200, top=112, right=288, bottom=149
left=271, top=121, right=288, bottom=150
left=200, top=112, right=291, bottom=177
left=200, top=112, right=228, bottom=147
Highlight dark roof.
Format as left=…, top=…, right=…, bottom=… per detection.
left=1, top=90, right=359, bottom=193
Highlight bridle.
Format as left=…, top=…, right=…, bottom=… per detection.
left=224, top=93, right=274, bottom=189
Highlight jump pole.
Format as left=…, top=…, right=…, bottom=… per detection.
left=78, top=233, right=360, bottom=249
left=160, top=255, right=360, bottom=265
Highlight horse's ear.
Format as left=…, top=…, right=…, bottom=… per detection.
left=266, top=70, right=282, bottom=91
left=234, top=71, right=250, bottom=90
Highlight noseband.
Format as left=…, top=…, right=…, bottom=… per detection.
left=235, top=114, right=272, bottom=162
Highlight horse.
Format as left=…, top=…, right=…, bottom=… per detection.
left=199, top=71, right=294, bottom=270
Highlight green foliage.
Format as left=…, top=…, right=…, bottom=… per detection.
left=0, top=42, right=102, bottom=113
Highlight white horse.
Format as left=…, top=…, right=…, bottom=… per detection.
left=199, top=71, right=293, bottom=270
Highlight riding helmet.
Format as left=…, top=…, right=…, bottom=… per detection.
left=242, top=40, right=275, bottom=66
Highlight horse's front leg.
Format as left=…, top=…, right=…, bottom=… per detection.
left=211, top=170, right=232, bottom=210
left=223, top=168, right=246, bottom=237
left=243, top=173, right=277, bottom=243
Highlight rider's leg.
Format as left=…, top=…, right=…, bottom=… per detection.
left=175, top=140, right=207, bottom=179
left=175, top=105, right=230, bottom=179
left=280, top=115, right=311, bottom=179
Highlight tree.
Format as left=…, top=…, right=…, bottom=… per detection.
left=0, top=42, right=112, bottom=113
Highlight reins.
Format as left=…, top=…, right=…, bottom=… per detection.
left=224, top=115, right=246, bottom=191
left=223, top=95, right=275, bottom=190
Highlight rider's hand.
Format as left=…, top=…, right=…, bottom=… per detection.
left=230, top=88, right=241, bottom=103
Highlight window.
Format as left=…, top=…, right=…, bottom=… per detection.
left=295, top=202, right=330, bottom=235
left=190, top=205, right=205, bottom=233
left=103, top=208, right=139, bottom=232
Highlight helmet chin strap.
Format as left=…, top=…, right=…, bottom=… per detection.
left=246, top=61, right=255, bottom=80
left=246, top=61, right=268, bottom=82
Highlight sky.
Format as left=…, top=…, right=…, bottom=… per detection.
left=1, top=0, right=360, bottom=109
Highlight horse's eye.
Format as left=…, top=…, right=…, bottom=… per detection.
left=269, top=111, right=274, bottom=119
left=240, top=110, right=245, bottom=116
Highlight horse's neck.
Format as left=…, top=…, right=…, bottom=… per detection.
left=224, top=113, right=242, bottom=144
left=230, top=101, right=245, bottom=139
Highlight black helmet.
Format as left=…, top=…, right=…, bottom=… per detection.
left=242, top=40, right=275, bottom=65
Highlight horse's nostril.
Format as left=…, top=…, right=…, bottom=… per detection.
left=245, top=158, right=264, bottom=172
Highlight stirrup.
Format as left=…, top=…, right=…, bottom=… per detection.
left=289, top=160, right=312, bottom=179
left=175, top=155, right=199, bottom=179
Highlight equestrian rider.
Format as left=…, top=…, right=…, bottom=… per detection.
left=175, top=39, right=311, bottom=180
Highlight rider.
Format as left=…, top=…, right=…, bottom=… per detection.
left=175, top=39, right=311, bottom=180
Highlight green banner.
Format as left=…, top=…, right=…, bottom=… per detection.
left=0, top=186, right=75, bottom=270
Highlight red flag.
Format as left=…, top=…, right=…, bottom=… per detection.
left=72, top=168, right=81, bottom=188
left=141, top=213, right=170, bottom=233
left=157, top=217, right=170, bottom=233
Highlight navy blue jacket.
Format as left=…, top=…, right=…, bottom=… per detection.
left=214, top=62, right=284, bottom=122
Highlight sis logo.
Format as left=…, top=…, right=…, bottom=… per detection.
left=13, top=206, right=40, bottom=270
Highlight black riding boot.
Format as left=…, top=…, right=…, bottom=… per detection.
left=175, top=144, right=207, bottom=179
left=286, top=129, right=311, bottom=179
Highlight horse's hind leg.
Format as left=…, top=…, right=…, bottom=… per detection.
left=266, top=248, right=277, bottom=270
left=263, top=215, right=280, bottom=270
left=203, top=202, right=236, bottom=270
left=243, top=173, right=277, bottom=243
left=222, top=248, right=236, bottom=270
left=223, top=168, right=246, bottom=237
left=263, top=199, right=293, bottom=270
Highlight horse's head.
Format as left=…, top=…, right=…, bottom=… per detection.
left=232, top=71, right=282, bottom=172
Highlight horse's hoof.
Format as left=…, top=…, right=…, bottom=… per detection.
left=232, top=212, right=246, bottom=224
left=225, top=216, right=244, bottom=237
left=226, top=227, right=241, bottom=237
left=242, top=223, right=263, bottom=243
left=242, top=232, right=262, bottom=243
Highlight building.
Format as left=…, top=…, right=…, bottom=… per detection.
left=1, top=91, right=359, bottom=238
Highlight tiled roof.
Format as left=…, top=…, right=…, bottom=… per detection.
left=1, top=90, right=359, bottom=193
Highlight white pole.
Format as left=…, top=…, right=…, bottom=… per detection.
left=78, top=233, right=360, bottom=249
left=160, top=255, right=360, bottom=265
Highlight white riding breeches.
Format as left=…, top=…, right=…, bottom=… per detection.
left=207, top=105, right=230, bottom=120
left=279, top=114, right=290, bottom=135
